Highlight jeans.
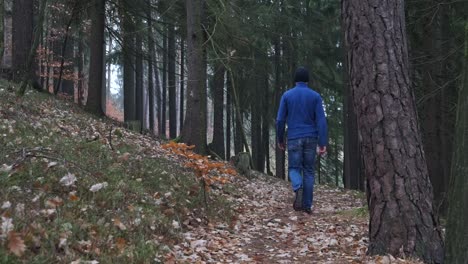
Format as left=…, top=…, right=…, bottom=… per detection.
left=288, top=137, right=317, bottom=209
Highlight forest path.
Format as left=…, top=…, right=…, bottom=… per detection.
left=166, top=175, right=402, bottom=263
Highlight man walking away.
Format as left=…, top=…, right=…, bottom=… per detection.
left=276, top=67, right=328, bottom=214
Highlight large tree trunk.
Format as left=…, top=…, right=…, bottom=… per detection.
left=85, top=0, right=105, bottom=116
left=17, top=0, right=47, bottom=95
left=168, top=23, right=177, bottom=138
left=444, top=21, right=468, bottom=264
left=181, top=0, right=207, bottom=154
left=12, top=0, right=33, bottom=82
left=342, top=0, right=444, bottom=262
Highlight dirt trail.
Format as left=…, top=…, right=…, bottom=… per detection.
left=164, top=175, right=398, bottom=264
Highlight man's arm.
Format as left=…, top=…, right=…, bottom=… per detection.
left=276, top=95, right=287, bottom=149
left=316, top=96, right=328, bottom=152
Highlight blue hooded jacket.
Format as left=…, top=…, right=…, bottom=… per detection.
left=276, top=82, right=328, bottom=147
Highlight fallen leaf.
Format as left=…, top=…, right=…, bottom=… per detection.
left=1, top=201, right=11, bottom=209
left=8, top=231, right=26, bottom=256
left=115, top=237, right=126, bottom=252
left=59, top=173, right=77, bottom=187
left=89, top=182, right=108, bottom=192
left=113, top=218, right=127, bottom=231
left=1, top=217, right=14, bottom=235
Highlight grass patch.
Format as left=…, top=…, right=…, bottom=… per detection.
left=0, top=82, right=237, bottom=262
left=336, top=206, right=369, bottom=219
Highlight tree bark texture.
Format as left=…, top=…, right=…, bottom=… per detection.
left=342, top=0, right=444, bottom=262
left=12, top=0, right=33, bottom=82
left=85, top=0, right=105, bottom=115
left=181, top=0, right=207, bottom=154
left=444, top=22, right=468, bottom=264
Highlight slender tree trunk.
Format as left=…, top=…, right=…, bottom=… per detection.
left=234, top=108, right=243, bottom=154
left=0, top=0, right=4, bottom=65
left=168, top=23, right=177, bottom=138
left=274, top=40, right=285, bottom=179
left=77, top=28, right=84, bottom=106
left=181, top=0, right=207, bottom=154
left=342, top=0, right=444, bottom=262
left=147, top=0, right=155, bottom=134
left=212, top=62, right=225, bottom=159
left=161, top=26, right=167, bottom=137
left=135, top=19, right=144, bottom=132
left=444, top=21, right=468, bottom=264
left=226, top=72, right=232, bottom=160
left=154, top=46, right=161, bottom=135
left=262, top=74, right=270, bottom=174
left=179, top=39, right=185, bottom=134
left=85, top=0, right=105, bottom=115
left=122, top=3, right=136, bottom=122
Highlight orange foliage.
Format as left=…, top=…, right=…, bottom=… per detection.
left=162, top=142, right=236, bottom=190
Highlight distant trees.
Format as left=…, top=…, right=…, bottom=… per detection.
left=342, top=0, right=444, bottom=262
left=445, top=22, right=468, bottom=264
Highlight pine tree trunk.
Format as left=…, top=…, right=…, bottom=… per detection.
left=0, top=0, right=4, bottom=64
left=181, top=0, right=207, bottom=154
left=161, top=27, right=167, bottom=137
left=342, top=1, right=444, bottom=262
left=85, top=0, right=105, bottom=115
left=12, top=0, right=33, bottom=82
left=17, top=0, right=47, bottom=95
left=135, top=19, right=144, bottom=132
left=274, top=39, right=285, bottom=179
left=179, top=39, right=185, bottom=134
left=121, top=3, right=136, bottom=122
left=147, top=0, right=155, bottom=133
left=168, top=23, right=177, bottom=138
left=226, top=72, right=232, bottom=160
left=211, top=62, right=225, bottom=159
left=261, top=75, right=270, bottom=174
left=343, top=52, right=363, bottom=190
left=77, top=28, right=84, bottom=106
left=234, top=109, right=243, bottom=154
left=444, top=21, right=468, bottom=264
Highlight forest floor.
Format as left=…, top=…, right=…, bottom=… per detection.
left=0, top=82, right=423, bottom=263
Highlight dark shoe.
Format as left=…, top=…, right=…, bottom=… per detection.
left=293, top=188, right=303, bottom=211
left=303, top=208, right=312, bottom=215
